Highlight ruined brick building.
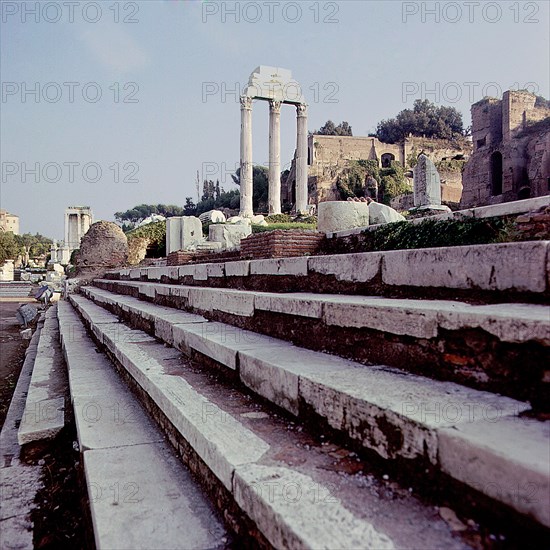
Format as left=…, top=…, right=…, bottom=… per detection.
left=461, top=90, right=550, bottom=208
left=283, top=134, right=470, bottom=208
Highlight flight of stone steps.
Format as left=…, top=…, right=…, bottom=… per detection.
left=0, top=282, right=32, bottom=298
left=71, top=240, right=548, bottom=548
left=7, top=240, right=549, bottom=549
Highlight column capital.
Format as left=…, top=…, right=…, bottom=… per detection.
left=296, top=103, right=308, bottom=117
left=269, top=100, right=282, bottom=114
left=240, top=96, right=253, bottom=110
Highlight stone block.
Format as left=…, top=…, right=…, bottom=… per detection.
left=308, top=252, right=382, bottom=283
left=225, top=260, right=251, bottom=277
left=84, top=443, right=226, bottom=549
left=368, top=202, right=406, bottom=225
left=209, top=223, right=252, bottom=251
left=317, top=201, right=370, bottom=233
left=254, top=292, right=323, bottom=319
left=322, top=296, right=441, bottom=338
left=381, top=242, right=550, bottom=292
left=250, top=257, right=308, bottom=276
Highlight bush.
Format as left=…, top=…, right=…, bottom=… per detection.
left=265, top=214, right=292, bottom=224
left=126, top=221, right=166, bottom=257
left=359, top=216, right=513, bottom=252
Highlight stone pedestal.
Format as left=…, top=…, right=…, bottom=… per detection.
left=166, top=217, right=204, bottom=254
left=413, top=154, right=445, bottom=209
left=209, top=223, right=252, bottom=251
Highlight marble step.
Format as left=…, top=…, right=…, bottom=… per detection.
left=104, top=240, right=550, bottom=297
left=66, top=296, right=486, bottom=550
left=88, top=282, right=550, bottom=408
left=56, top=301, right=228, bottom=550
left=69, top=293, right=550, bottom=529
left=91, top=280, right=550, bottom=344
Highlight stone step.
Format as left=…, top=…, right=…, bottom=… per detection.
left=104, top=240, right=550, bottom=299
left=66, top=295, right=489, bottom=550
left=17, top=305, right=67, bottom=445
left=56, top=300, right=228, bottom=550
left=88, top=282, right=550, bottom=408
left=69, top=293, right=550, bottom=530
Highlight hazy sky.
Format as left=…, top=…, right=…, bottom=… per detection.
left=1, top=0, right=549, bottom=237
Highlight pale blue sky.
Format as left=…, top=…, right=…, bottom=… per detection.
left=1, top=0, right=549, bottom=237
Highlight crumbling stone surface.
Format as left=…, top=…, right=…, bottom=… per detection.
left=515, top=206, right=550, bottom=240
left=76, top=221, right=128, bottom=274
left=128, top=237, right=150, bottom=265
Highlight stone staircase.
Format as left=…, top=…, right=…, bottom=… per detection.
left=11, top=241, right=547, bottom=548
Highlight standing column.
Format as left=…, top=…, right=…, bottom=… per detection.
left=239, top=96, right=254, bottom=217
left=64, top=212, right=69, bottom=246
left=295, top=103, right=309, bottom=214
left=268, top=100, right=282, bottom=214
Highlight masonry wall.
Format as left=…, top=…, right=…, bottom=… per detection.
left=461, top=91, right=550, bottom=208
left=283, top=134, right=470, bottom=207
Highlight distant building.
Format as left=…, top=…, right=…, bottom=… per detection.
left=461, top=90, right=550, bottom=208
left=0, top=209, right=20, bottom=234
left=50, top=206, right=93, bottom=265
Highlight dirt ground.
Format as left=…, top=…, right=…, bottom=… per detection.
left=0, top=299, right=34, bottom=429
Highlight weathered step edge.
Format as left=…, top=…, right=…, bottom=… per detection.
left=90, top=280, right=550, bottom=411
left=17, top=306, right=66, bottom=445
left=104, top=240, right=550, bottom=298
left=71, top=292, right=550, bottom=529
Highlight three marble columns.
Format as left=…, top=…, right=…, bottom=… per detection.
left=239, top=96, right=308, bottom=217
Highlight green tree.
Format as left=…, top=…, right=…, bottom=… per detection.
left=376, top=162, right=410, bottom=205
left=313, top=120, right=353, bottom=136
left=183, top=197, right=197, bottom=216
left=374, top=99, right=464, bottom=143
left=114, top=204, right=184, bottom=228
left=0, top=231, right=20, bottom=263
left=231, top=165, right=269, bottom=211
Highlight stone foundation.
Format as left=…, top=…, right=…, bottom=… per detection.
left=240, top=230, right=325, bottom=259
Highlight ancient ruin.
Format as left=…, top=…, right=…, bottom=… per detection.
left=49, top=206, right=93, bottom=265
left=240, top=66, right=308, bottom=216
left=412, top=153, right=450, bottom=211
left=74, top=220, right=128, bottom=274
left=462, top=90, right=550, bottom=207
left=283, top=134, right=469, bottom=207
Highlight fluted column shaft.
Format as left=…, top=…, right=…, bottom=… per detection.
left=239, top=96, right=254, bottom=217
left=268, top=100, right=282, bottom=214
left=295, top=103, right=308, bottom=214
